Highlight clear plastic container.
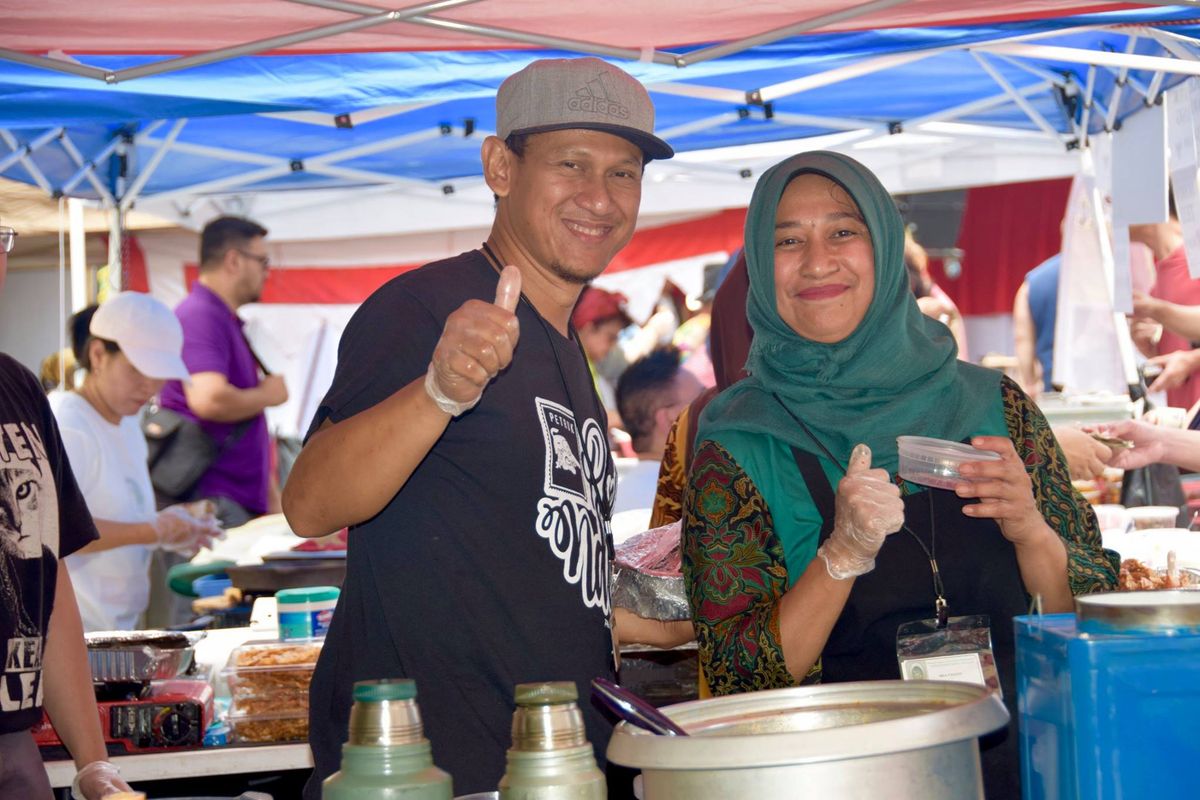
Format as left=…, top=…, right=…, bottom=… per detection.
left=222, top=641, right=321, bottom=711
left=896, top=436, right=1001, bottom=490
left=1091, top=504, right=1131, bottom=533
left=227, top=706, right=309, bottom=743
left=1127, top=506, right=1181, bottom=531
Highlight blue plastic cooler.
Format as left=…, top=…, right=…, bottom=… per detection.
left=1015, top=612, right=1200, bottom=800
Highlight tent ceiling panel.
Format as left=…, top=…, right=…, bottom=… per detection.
left=1, top=1, right=1160, bottom=56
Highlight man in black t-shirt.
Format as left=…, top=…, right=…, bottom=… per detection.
left=0, top=224, right=131, bottom=797
left=284, top=58, right=676, bottom=796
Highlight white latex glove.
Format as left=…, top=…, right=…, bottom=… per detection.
left=154, top=504, right=222, bottom=556
left=71, top=760, right=132, bottom=799
left=817, top=444, right=905, bottom=580
left=425, top=264, right=521, bottom=416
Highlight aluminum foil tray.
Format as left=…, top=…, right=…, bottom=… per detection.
left=613, top=567, right=691, bottom=622
left=88, top=645, right=195, bottom=682
left=85, top=630, right=202, bottom=682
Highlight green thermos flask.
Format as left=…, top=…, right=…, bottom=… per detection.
left=497, top=681, right=606, bottom=800
left=322, top=679, right=453, bottom=799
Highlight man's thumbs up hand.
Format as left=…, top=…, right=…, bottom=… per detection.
left=426, top=264, right=523, bottom=416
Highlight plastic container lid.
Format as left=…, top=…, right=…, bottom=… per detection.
left=354, top=678, right=417, bottom=702
left=897, top=435, right=1001, bottom=490
left=275, top=586, right=340, bottom=604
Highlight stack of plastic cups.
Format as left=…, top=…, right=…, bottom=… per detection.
left=323, top=679, right=453, bottom=799
left=498, top=682, right=606, bottom=800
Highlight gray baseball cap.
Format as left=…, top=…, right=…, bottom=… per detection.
left=496, top=57, right=673, bottom=161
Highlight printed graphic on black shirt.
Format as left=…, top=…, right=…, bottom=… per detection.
left=534, top=398, right=613, bottom=614
left=0, top=422, right=56, bottom=712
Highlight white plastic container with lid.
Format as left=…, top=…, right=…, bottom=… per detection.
left=275, top=585, right=340, bottom=641
left=1126, top=506, right=1182, bottom=531
left=897, top=436, right=1002, bottom=491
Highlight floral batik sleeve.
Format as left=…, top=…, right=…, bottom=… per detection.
left=683, top=439, right=812, bottom=695
left=649, top=408, right=689, bottom=529
left=1001, top=375, right=1120, bottom=594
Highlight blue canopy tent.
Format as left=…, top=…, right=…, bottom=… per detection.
left=2, top=4, right=1199, bottom=225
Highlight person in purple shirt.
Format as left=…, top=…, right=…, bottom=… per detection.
left=159, top=216, right=288, bottom=528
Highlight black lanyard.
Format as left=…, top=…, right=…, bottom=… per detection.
left=771, top=393, right=949, bottom=628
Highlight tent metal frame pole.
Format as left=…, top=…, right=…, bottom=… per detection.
left=902, top=81, right=1053, bottom=129
left=120, top=119, right=188, bottom=211
left=290, top=0, right=682, bottom=64
left=303, top=162, right=456, bottom=193
left=1103, top=36, right=1140, bottom=132
left=260, top=101, right=433, bottom=128
left=0, top=49, right=110, bottom=82
left=61, top=137, right=121, bottom=197
left=57, top=133, right=117, bottom=205
left=989, top=53, right=1071, bottom=88
left=646, top=112, right=745, bottom=141
left=112, top=0, right=483, bottom=83
left=1145, top=70, right=1167, bottom=104
left=304, top=127, right=445, bottom=166
left=0, top=127, right=62, bottom=175
left=970, top=52, right=1060, bottom=138
left=916, top=121, right=1062, bottom=142
left=649, top=83, right=751, bottom=105
left=136, top=137, right=280, bottom=166
left=979, top=42, right=1200, bottom=78
left=770, top=111, right=885, bottom=133
left=1145, top=27, right=1200, bottom=61
left=108, top=206, right=124, bottom=293
left=398, top=16, right=680, bottom=66
left=757, top=50, right=936, bottom=103
left=749, top=22, right=1113, bottom=104
left=147, top=164, right=296, bottom=204
left=1112, top=70, right=1150, bottom=101
left=675, top=0, right=912, bottom=67
left=1079, top=66, right=1097, bottom=142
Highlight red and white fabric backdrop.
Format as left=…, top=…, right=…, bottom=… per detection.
left=136, top=209, right=747, bottom=437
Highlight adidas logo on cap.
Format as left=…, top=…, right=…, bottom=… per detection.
left=567, top=74, right=631, bottom=121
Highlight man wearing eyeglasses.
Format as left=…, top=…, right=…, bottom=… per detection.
left=158, top=216, right=288, bottom=530
left=0, top=223, right=135, bottom=798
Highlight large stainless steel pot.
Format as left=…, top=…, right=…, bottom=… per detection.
left=607, top=680, right=1008, bottom=799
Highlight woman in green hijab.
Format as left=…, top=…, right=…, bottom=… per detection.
left=683, top=152, right=1118, bottom=798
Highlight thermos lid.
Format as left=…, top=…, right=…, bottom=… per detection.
left=515, top=681, right=578, bottom=706
left=354, top=679, right=417, bottom=702
left=276, top=585, right=341, bottom=603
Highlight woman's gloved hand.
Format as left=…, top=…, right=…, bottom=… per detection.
left=71, top=760, right=132, bottom=799
left=154, top=504, right=222, bottom=557
left=425, top=264, right=522, bottom=416
left=817, top=444, right=905, bottom=580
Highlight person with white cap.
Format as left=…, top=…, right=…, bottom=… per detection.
left=49, top=293, right=221, bottom=632
left=285, top=57, right=673, bottom=796
left=0, top=222, right=134, bottom=797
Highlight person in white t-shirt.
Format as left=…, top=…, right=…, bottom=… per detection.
left=50, top=293, right=220, bottom=631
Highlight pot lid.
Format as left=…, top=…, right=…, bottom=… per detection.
left=607, top=680, right=1008, bottom=770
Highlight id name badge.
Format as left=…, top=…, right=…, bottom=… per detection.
left=896, top=614, right=1001, bottom=697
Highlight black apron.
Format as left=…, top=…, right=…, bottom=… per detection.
left=792, top=447, right=1027, bottom=800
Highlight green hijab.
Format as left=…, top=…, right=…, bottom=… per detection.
left=697, top=151, right=1000, bottom=474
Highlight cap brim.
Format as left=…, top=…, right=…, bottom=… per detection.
left=123, top=347, right=191, bottom=384
left=512, top=122, right=674, bottom=160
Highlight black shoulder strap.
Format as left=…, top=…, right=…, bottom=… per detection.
left=790, top=445, right=837, bottom=541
